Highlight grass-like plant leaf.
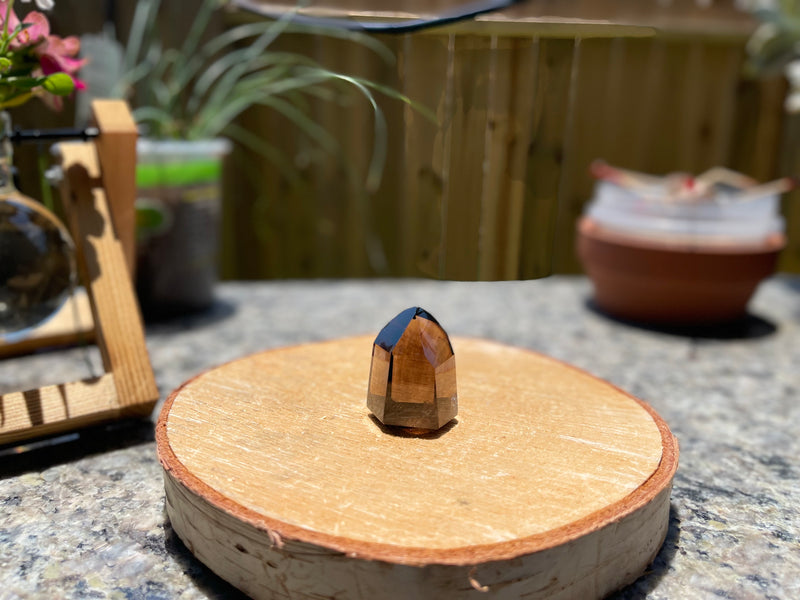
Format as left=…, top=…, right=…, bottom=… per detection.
left=118, top=0, right=433, bottom=191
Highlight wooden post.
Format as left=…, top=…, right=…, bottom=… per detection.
left=58, top=141, right=158, bottom=416
left=91, top=99, right=138, bottom=277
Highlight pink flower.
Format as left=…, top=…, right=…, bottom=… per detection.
left=0, top=4, right=49, bottom=48
left=37, top=35, right=86, bottom=88
left=14, top=10, right=48, bottom=47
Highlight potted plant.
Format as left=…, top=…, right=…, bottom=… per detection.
left=79, top=0, right=418, bottom=318
left=576, top=162, right=789, bottom=324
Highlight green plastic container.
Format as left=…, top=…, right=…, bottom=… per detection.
left=135, top=138, right=231, bottom=318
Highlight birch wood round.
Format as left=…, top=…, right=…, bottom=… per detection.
left=156, top=336, right=678, bottom=600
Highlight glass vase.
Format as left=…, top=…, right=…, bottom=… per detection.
left=0, top=111, right=76, bottom=342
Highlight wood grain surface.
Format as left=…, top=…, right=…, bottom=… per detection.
left=59, top=141, right=158, bottom=416
left=0, top=373, right=117, bottom=445
left=157, top=336, right=677, bottom=599
left=91, top=99, right=138, bottom=277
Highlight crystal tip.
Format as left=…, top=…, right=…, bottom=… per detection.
left=374, top=306, right=441, bottom=351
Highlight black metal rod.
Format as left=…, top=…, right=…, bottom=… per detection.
left=8, top=127, right=100, bottom=144
left=233, top=0, right=524, bottom=34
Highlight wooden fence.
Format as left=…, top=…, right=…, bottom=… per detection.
left=218, top=0, right=795, bottom=279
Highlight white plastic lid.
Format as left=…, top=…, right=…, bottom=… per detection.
left=137, top=138, right=232, bottom=161
left=584, top=180, right=785, bottom=244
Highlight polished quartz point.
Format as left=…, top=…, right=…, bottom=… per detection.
left=0, top=196, right=74, bottom=337
left=367, top=307, right=457, bottom=431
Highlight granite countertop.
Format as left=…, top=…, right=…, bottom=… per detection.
left=1, top=275, right=799, bottom=599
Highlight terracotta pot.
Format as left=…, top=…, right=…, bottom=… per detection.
left=576, top=216, right=785, bottom=324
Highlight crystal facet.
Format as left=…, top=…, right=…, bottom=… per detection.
left=367, top=307, right=457, bottom=430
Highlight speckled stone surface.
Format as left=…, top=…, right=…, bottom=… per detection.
left=1, top=275, right=799, bottom=599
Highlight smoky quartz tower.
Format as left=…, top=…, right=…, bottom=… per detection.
left=367, top=307, right=457, bottom=431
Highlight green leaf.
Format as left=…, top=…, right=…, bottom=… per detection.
left=350, top=78, right=437, bottom=124
left=133, top=105, right=179, bottom=138
left=191, top=18, right=297, bottom=123
left=176, top=15, right=296, bottom=116
left=193, top=71, right=333, bottom=138
left=282, top=22, right=396, bottom=65
left=198, top=15, right=295, bottom=58
left=0, top=91, right=32, bottom=108
left=316, top=71, right=388, bottom=192
left=1, top=75, right=48, bottom=89
left=187, top=50, right=306, bottom=114
left=124, top=0, right=162, bottom=73
left=136, top=202, right=170, bottom=238
left=178, top=0, right=219, bottom=61
left=111, top=42, right=164, bottom=98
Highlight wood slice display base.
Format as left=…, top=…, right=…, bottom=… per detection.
left=156, top=336, right=678, bottom=599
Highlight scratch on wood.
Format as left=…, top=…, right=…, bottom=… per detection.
left=468, top=567, right=490, bottom=593
left=268, top=529, right=285, bottom=549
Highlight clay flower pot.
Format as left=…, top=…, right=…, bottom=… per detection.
left=577, top=167, right=788, bottom=325
left=577, top=217, right=785, bottom=324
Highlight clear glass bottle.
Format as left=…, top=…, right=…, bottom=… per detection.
left=0, top=111, right=76, bottom=341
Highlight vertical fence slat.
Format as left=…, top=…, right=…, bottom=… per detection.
left=551, top=37, right=614, bottom=274
left=677, top=42, right=706, bottom=171
left=477, top=35, right=504, bottom=280
left=706, top=46, right=745, bottom=168
left=729, top=76, right=786, bottom=182
left=399, top=33, right=452, bottom=278
left=630, top=40, right=667, bottom=171
left=477, top=36, right=539, bottom=280
left=518, top=37, right=576, bottom=279
left=367, top=35, right=406, bottom=276
left=312, top=35, right=352, bottom=277
left=441, top=35, right=493, bottom=280
left=778, top=114, right=800, bottom=273
left=501, top=39, right=541, bottom=280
